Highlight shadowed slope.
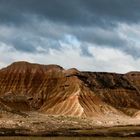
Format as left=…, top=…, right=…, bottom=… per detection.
left=78, top=72, right=140, bottom=116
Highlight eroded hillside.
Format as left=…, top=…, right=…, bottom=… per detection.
left=0, top=61, right=140, bottom=118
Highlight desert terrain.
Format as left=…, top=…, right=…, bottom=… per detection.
left=0, top=61, right=140, bottom=136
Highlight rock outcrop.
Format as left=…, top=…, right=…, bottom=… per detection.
left=0, top=61, right=140, bottom=118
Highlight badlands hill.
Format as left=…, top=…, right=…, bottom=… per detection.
left=0, top=61, right=140, bottom=118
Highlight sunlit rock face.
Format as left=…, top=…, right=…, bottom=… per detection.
left=0, top=61, right=140, bottom=118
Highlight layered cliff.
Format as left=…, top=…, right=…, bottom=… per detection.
left=0, top=61, right=140, bottom=118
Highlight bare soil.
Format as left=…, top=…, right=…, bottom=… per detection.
left=0, top=111, right=140, bottom=137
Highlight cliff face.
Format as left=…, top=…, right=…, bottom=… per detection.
left=0, top=61, right=140, bottom=118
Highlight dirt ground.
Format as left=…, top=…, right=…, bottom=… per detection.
left=0, top=111, right=140, bottom=136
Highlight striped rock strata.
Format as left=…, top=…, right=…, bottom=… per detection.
left=0, top=61, right=140, bottom=118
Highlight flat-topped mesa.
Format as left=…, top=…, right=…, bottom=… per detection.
left=1, top=61, right=64, bottom=74
left=0, top=61, right=64, bottom=97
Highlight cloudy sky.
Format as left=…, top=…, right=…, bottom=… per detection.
left=0, top=0, right=140, bottom=73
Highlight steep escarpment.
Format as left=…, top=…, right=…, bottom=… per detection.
left=0, top=61, right=140, bottom=118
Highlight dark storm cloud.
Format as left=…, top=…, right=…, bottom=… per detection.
left=11, top=38, right=37, bottom=53
left=0, top=0, right=140, bottom=26
left=0, top=0, right=140, bottom=59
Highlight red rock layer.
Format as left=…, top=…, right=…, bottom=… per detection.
left=0, top=61, right=140, bottom=117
